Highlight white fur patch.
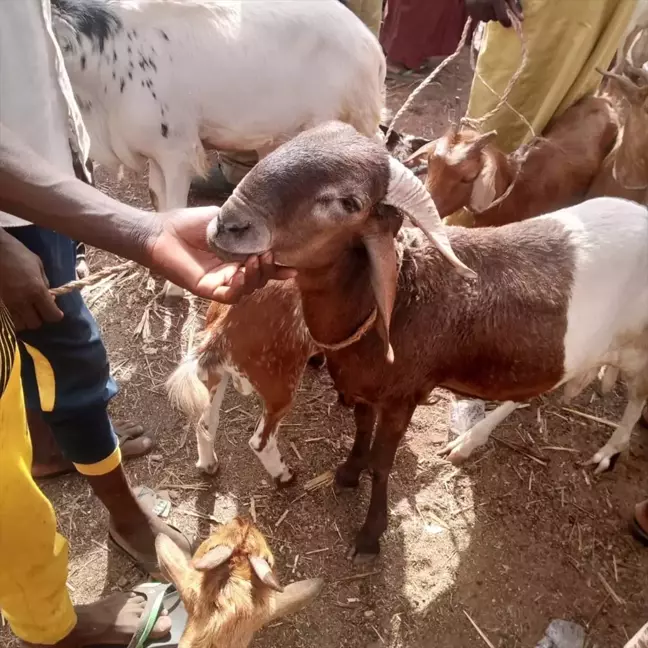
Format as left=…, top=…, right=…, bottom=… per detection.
left=248, top=416, right=292, bottom=482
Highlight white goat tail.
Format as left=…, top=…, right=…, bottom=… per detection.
left=166, top=356, right=210, bottom=424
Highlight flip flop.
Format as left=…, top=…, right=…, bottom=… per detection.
left=108, top=486, right=192, bottom=579
left=92, top=582, right=185, bottom=648
left=629, top=515, right=648, bottom=547
left=33, top=424, right=155, bottom=479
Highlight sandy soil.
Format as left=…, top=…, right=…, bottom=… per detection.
left=3, top=52, right=648, bottom=648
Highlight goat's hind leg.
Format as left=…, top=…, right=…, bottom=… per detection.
left=584, top=387, right=646, bottom=474
left=196, top=373, right=230, bottom=475
left=439, top=400, right=519, bottom=465
left=336, top=403, right=377, bottom=488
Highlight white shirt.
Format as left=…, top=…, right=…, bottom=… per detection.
left=0, top=0, right=90, bottom=227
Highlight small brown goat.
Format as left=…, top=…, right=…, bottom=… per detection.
left=207, top=122, right=648, bottom=563
left=156, top=517, right=323, bottom=647
left=167, top=128, right=430, bottom=484
left=411, top=95, right=619, bottom=226
left=588, top=61, right=648, bottom=204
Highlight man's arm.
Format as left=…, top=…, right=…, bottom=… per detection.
left=0, top=123, right=295, bottom=304
left=0, top=123, right=155, bottom=263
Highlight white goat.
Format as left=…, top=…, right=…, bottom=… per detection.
left=51, top=0, right=385, bottom=299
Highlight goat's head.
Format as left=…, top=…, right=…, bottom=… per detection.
left=378, top=124, right=431, bottom=164
left=207, top=121, right=474, bottom=362
left=156, top=517, right=323, bottom=647
left=601, top=70, right=648, bottom=190
left=406, top=124, right=501, bottom=216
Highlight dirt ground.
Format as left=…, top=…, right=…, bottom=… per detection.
left=4, top=52, right=648, bottom=648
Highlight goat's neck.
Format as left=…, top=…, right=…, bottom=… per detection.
left=296, top=248, right=376, bottom=348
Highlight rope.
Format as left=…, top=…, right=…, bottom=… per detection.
left=49, top=260, right=137, bottom=296
left=312, top=307, right=377, bottom=352
left=460, top=13, right=534, bottom=138
left=385, top=18, right=474, bottom=140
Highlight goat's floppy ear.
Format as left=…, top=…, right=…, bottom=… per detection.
left=263, top=578, right=325, bottom=626
left=362, top=220, right=398, bottom=364
left=156, top=534, right=193, bottom=593
left=405, top=140, right=436, bottom=164
left=469, top=152, right=498, bottom=212
left=193, top=545, right=234, bottom=572
left=463, top=130, right=497, bottom=158
left=250, top=555, right=284, bottom=592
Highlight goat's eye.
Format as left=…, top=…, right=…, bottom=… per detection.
left=340, top=196, right=361, bottom=213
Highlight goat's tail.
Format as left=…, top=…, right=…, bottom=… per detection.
left=166, top=355, right=210, bottom=424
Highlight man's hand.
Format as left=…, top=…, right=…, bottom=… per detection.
left=143, top=206, right=296, bottom=304
left=466, top=0, right=523, bottom=28
left=0, top=230, right=64, bottom=330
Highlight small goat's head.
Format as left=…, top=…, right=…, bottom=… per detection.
left=156, top=517, right=323, bottom=647
left=406, top=124, right=499, bottom=216
left=208, top=121, right=474, bottom=361
left=379, top=124, right=431, bottom=164
left=602, top=69, right=648, bottom=190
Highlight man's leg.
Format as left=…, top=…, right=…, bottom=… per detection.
left=0, top=335, right=171, bottom=645
left=12, top=225, right=190, bottom=573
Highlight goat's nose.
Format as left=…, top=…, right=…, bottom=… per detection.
left=223, top=220, right=251, bottom=235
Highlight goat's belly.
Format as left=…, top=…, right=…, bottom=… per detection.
left=439, top=377, right=558, bottom=403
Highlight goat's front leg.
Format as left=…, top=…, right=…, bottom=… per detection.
left=439, top=400, right=519, bottom=465
left=350, top=402, right=415, bottom=565
left=249, top=405, right=295, bottom=487
left=335, top=403, right=377, bottom=488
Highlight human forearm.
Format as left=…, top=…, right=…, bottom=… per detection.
left=0, top=123, right=158, bottom=263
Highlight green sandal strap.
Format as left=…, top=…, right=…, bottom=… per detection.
left=127, top=582, right=174, bottom=648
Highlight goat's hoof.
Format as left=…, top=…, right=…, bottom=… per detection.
left=274, top=469, right=297, bottom=489
left=196, top=459, right=219, bottom=476
left=438, top=438, right=471, bottom=465
left=583, top=449, right=622, bottom=475
left=335, top=464, right=361, bottom=488
left=347, top=543, right=379, bottom=565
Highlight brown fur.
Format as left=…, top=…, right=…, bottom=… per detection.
left=157, top=518, right=276, bottom=648
left=421, top=95, right=619, bottom=225
left=208, top=122, right=580, bottom=559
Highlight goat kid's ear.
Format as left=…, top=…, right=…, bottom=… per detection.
left=405, top=140, right=436, bottom=164
left=362, top=223, right=398, bottom=364
left=193, top=545, right=234, bottom=572
left=155, top=534, right=193, bottom=593
left=469, top=152, right=498, bottom=213
left=263, top=578, right=325, bottom=626
left=250, top=555, right=284, bottom=592
left=463, top=130, right=498, bottom=158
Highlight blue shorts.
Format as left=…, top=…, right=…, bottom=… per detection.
left=9, top=226, right=121, bottom=475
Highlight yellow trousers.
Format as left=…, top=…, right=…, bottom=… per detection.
left=346, top=0, right=383, bottom=38
left=0, top=344, right=77, bottom=643
left=466, top=0, right=638, bottom=153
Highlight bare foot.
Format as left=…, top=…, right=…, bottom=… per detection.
left=31, top=421, right=153, bottom=479
left=23, top=592, right=171, bottom=647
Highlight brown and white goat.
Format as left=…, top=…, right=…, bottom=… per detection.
left=410, top=95, right=619, bottom=226
left=156, top=516, right=323, bottom=647
left=207, top=122, right=648, bottom=562
left=166, top=129, right=430, bottom=484
left=167, top=281, right=320, bottom=484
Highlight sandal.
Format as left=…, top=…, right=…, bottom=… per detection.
left=92, top=582, right=184, bottom=648
left=385, top=62, right=431, bottom=80
left=108, top=486, right=192, bottom=580
left=630, top=514, right=648, bottom=547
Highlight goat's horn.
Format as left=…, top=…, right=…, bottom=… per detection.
left=192, top=545, right=234, bottom=572
left=598, top=68, right=642, bottom=95
left=250, top=555, right=284, bottom=592
left=384, top=157, right=477, bottom=279
left=266, top=578, right=324, bottom=622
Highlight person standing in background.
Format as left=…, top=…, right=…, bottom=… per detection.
left=346, top=0, right=384, bottom=38
left=380, top=0, right=467, bottom=77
